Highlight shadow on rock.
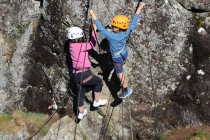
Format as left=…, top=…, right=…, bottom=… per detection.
left=89, top=38, right=123, bottom=107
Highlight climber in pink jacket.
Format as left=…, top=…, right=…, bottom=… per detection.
left=67, top=25, right=107, bottom=120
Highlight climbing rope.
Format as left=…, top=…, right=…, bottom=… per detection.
left=100, top=73, right=127, bottom=139
left=96, top=1, right=147, bottom=137
left=27, top=111, right=57, bottom=140
left=27, top=80, right=73, bottom=140
left=97, top=92, right=112, bottom=139
left=101, top=107, right=115, bottom=139
left=28, top=1, right=91, bottom=139
left=55, top=113, right=61, bottom=139
left=121, top=99, right=124, bottom=140
left=73, top=1, right=149, bottom=139
left=73, top=0, right=92, bottom=139
left=128, top=97, right=134, bottom=140
left=121, top=74, right=126, bottom=140
left=91, top=24, right=102, bottom=53
left=27, top=1, right=93, bottom=139
left=27, top=66, right=61, bottom=140
left=85, top=0, right=119, bottom=138
left=30, top=0, right=147, bottom=139
left=73, top=43, right=86, bottom=140
left=99, top=75, right=125, bottom=139
left=141, top=1, right=160, bottom=138
left=27, top=82, right=75, bottom=140
left=55, top=92, right=65, bottom=140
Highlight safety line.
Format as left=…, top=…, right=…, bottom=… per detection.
left=128, top=98, right=134, bottom=140
left=27, top=110, right=57, bottom=140
left=101, top=72, right=126, bottom=139
left=121, top=100, right=124, bottom=140
left=73, top=0, right=92, bottom=138
left=97, top=93, right=112, bottom=139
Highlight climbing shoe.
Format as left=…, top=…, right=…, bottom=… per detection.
left=78, top=109, right=87, bottom=120
left=119, top=88, right=133, bottom=99
left=93, top=99, right=108, bottom=107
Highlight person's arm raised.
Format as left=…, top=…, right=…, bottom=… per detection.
left=89, top=9, right=113, bottom=40
left=89, top=9, right=97, bottom=20
left=135, top=2, right=145, bottom=14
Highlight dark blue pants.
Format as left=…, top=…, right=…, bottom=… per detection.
left=112, top=50, right=128, bottom=73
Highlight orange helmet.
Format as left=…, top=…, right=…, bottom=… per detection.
left=111, top=15, right=129, bottom=29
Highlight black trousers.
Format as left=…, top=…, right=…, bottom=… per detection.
left=73, top=70, right=103, bottom=107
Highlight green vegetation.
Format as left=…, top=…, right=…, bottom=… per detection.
left=160, top=126, right=210, bottom=140
left=159, top=131, right=168, bottom=140
left=0, top=112, right=12, bottom=122
left=9, top=23, right=30, bottom=39
left=16, top=24, right=27, bottom=36
left=0, top=110, right=51, bottom=136
left=190, top=131, right=210, bottom=140
left=0, top=112, right=16, bottom=132
left=83, top=135, right=89, bottom=140
left=192, top=12, right=210, bottom=28
left=192, top=13, right=206, bottom=27
left=48, top=67, right=56, bottom=73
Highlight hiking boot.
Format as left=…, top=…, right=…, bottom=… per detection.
left=78, top=109, right=87, bottom=120
left=119, top=88, right=133, bottom=99
left=93, top=99, right=108, bottom=107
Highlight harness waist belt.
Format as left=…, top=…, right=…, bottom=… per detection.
left=112, top=47, right=127, bottom=57
left=73, top=67, right=90, bottom=73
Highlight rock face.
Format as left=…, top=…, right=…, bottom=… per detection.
left=0, top=0, right=41, bottom=112
left=176, top=0, right=210, bottom=11
left=0, top=128, right=29, bottom=140
left=0, top=0, right=210, bottom=140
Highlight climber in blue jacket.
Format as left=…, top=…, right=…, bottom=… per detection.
left=89, top=2, right=145, bottom=98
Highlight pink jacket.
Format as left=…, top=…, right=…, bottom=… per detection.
left=69, top=32, right=96, bottom=73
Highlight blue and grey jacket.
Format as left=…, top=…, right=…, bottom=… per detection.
left=94, top=14, right=140, bottom=58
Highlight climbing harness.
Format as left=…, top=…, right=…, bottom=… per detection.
left=80, top=75, right=93, bottom=84
left=112, top=47, right=127, bottom=57
left=73, top=67, right=90, bottom=74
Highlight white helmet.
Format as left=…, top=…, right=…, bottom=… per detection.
left=66, top=27, right=84, bottom=40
